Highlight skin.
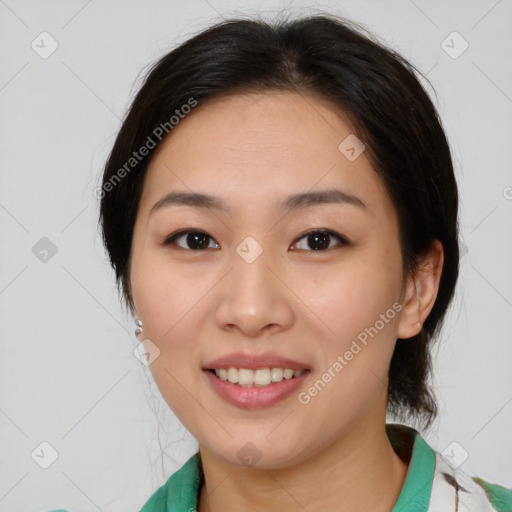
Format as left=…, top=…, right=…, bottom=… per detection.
left=129, top=91, right=444, bottom=512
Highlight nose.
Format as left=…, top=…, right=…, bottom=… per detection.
left=214, top=243, right=295, bottom=338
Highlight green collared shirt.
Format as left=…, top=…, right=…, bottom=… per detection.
left=48, top=424, right=512, bottom=512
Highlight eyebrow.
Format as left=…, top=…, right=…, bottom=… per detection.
left=149, top=188, right=367, bottom=216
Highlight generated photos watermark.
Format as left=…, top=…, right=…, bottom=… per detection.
left=94, top=97, right=198, bottom=199
left=297, top=301, right=403, bottom=405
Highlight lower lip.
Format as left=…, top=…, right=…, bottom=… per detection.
left=204, top=370, right=310, bottom=409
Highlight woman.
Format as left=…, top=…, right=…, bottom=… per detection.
left=51, top=13, right=511, bottom=512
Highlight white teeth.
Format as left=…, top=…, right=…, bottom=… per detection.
left=213, top=367, right=305, bottom=387
left=283, top=368, right=294, bottom=379
left=227, top=367, right=238, bottom=383
left=238, top=368, right=254, bottom=386
left=271, top=367, right=284, bottom=382
left=254, top=368, right=271, bottom=386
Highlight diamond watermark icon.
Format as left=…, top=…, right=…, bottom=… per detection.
left=459, top=240, right=468, bottom=259
left=237, top=442, right=262, bottom=467
left=133, top=339, right=161, bottom=366
left=338, top=134, right=365, bottom=161
left=441, top=441, right=469, bottom=469
left=31, top=441, right=59, bottom=469
left=31, top=31, right=59, bottom=59
left=32, top=237, right=58, bottom=263
left=236, top=236, right=263, bottom=264
left=441, top=32, right=468, bottom=59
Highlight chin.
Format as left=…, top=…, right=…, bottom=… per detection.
left=204, top=437, right=308, bottom=471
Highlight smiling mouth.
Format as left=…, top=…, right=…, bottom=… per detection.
left=206, top=367, right=309, bottom=387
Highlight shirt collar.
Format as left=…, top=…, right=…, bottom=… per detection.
left=387, top=423, right=436, bottom=512
left=157, top=423, right=435, bottom=511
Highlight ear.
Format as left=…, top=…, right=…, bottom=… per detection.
left=396, top=240, right=444, bottom=339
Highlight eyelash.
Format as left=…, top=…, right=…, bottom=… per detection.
left=162, top=228, right=350, bottom=252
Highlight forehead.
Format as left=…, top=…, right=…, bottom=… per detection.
left=140, top=92, right=392, bottom=219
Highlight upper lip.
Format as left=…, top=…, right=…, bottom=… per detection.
left=203, top=352, right=312, bottom=371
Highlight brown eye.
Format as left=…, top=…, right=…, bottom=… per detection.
left=164, top=230, right=219, bottom=250
left=291, top=229, right=349, bottom=251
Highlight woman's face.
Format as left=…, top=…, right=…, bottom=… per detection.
left=129, top=91, right=409, bottom=468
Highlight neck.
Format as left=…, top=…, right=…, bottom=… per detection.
left=197, top=418, right=409, bottom=512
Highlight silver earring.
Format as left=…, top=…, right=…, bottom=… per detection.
left=134, top=319, right=143, bottom=336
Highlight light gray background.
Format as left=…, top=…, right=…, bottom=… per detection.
left=1, top=1, right=511, bottom=511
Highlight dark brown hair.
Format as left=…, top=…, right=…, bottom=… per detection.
left=98, top=14, right=459, bottom=429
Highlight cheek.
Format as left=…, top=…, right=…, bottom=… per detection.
left=302, top=248, right=403, bottom=344
left=130, top=248, right=209, bottom=421
left=301, top=250, right=403, bottom=417
left=293, top=250, right=403, bottom=429
left=130, top=245, right=220, bottom=406
left=130, top=243, right=203, bottom=339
